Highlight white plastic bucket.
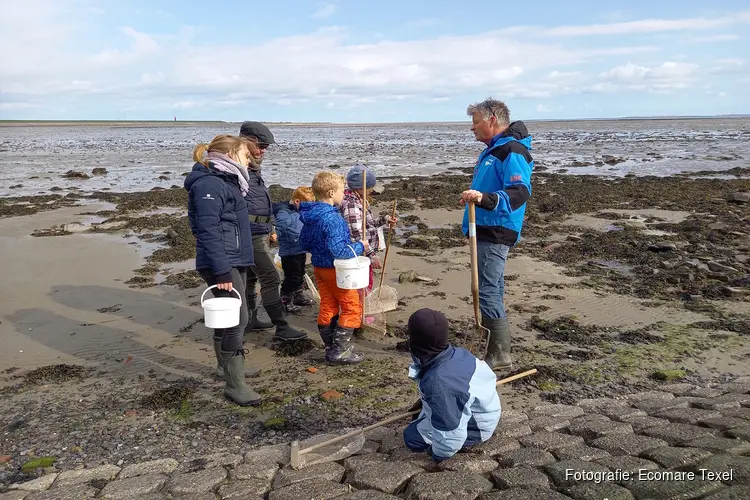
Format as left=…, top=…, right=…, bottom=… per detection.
left=334, top=245, right=371, bottom=290
left=200, top=285, right=243, bottom=329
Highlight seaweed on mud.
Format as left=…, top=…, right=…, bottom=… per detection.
left=0, top=194, right=81, bottom=219
left=22, top=364, right=90, bottom=385
left=162, top=270, right=203, bottom=289
left=398, top=224, right=466, bottom=249
left=528, top=315, right=609, bottom=346
left=617, top=325, right=667, bottom=345
left=146, top=216, right=196, bottom=265
left=268, top=184, right=295, bottom=202
left=139, top=381, right=197, bottom=410
left=689, top=314, right=750, bottom=335
left=272, top=339, right=318, bottom=357
left=89, top=187, right=188, bottom=213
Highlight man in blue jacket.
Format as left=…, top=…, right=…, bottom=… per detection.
left=403, top=308, right=501, bottom=462
left=460, top=98, right=534, bottom=370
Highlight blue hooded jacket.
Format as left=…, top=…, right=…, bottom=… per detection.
left=184, top=162, right=254, bottom=283
left=461, top=121, right=534, bottom=247
left=404, top=345, right=502, bottom=461
left=272, top=201, right=305, bottom=257
left=298, top=201, right=365, bottom=269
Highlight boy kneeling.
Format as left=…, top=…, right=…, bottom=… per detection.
left=403, top=308, right=501, bottom=462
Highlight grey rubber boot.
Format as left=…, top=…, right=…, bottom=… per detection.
left=213, top=337, right=260, bottom=379
left=293, top=288, right=314, bottom=306
left=265, top=300, right=308, bottom=341
left=318, top=323, right=335, bottom=360
left=326, top=327, right=364, bottom=364
left=482, top=316, right=512, bottom=370
left=220, top=349, right=262, bottom=406
left=244, top=293, right=273, bottom=333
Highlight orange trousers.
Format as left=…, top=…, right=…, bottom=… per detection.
left=314, top=267, right=362, bottom=329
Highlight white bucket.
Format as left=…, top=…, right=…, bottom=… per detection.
left=334, top=245, right=371, bottom=290
left=200, top=285, right=243, bottom=329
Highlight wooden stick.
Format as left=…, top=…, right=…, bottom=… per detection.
left=362, top=168, right=368, bottom=323
left=468, top=201, right=480, bottom=329
left=378, top=199, right=398, bottom=300
left=290, top=368, right=537, bottom=465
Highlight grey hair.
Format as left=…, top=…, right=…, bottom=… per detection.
left=466, top=98, right=510, bottom=125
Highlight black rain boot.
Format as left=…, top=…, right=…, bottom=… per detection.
left=293, top=287, right=314, bottom=307
left=318, top=323, right=335, bottom=360
left=214, top=336, right=260, bottom=379
left=281, top=293, right=302, bottom=314
left=482, top=315, right=512, bottom=370
left=220, top=349, right=262, bottom=406
left=265, top=300, right=308, bottom=341
left=244, top=293, right=273, bottom=333
left=326, top=326, right=364, bottom=364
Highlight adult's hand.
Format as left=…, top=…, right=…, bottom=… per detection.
left=217, top=282, right=233, bottom=291
left=460, top=190, right=483, bottom=206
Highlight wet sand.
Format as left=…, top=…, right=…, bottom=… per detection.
left=0, top=169, right=748, bottom=484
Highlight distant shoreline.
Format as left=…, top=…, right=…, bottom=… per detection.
left=0, top=115, right=748, bottom=128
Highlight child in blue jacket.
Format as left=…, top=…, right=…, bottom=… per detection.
left=403, top=308, right=502, bottom=462
left=272, top=186, right=316, bottom=314
left=299, top=171, right=370, bottom=364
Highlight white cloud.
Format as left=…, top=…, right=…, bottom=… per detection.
left=312, top=4, right=336, bottom=19
left=692, top=34, right=741, bottom=42
left=0, top=3, right=748, bottom=116
left=543, top=10, right=750, bottom=37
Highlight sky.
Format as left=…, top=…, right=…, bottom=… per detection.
left=1, top=0, right=749, bottom=122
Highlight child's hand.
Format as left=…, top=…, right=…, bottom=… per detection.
left=268, top=233, right=278, bottom=244
left=363, top=240, right=371, bottom=254
left=385, top=215, right=398, bottom=227
left=370, top=255, right=382, bottom=269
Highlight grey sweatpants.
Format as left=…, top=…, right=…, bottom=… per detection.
left=246, top=235, right=282, bottom=308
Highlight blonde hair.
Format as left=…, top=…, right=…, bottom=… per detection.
left=192, top=134, right=252, bottom=166
left=312, top=172, right=345, bottom=199
left=291, top=186, right=315, bottom=203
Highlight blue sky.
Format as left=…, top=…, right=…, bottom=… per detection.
left=1, top=0, right=748, bottom=122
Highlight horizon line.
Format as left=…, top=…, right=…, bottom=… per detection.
left=0, top=113, right=748, bottom=126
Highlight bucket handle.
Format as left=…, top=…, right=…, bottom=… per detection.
left=347, top=245, right=363, bottom=269
left=200, top=285, right=242, bottom=307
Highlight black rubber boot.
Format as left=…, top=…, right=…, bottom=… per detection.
left=482, top=315, right=512, bottom=370
left=213, top=336, right=260, bottom=378
left=326, top=326, right=364, bottom=364
left=281, top=294, right=302, bottom=314
left=220, top=349, right=262, bottom=406
left=293, top=288, right=314, bottom=306
left=244, top=293, right=273, bottom=333
left=265, top=300, right=308, bottom=341
left=318, top=323, right=335, bottom=360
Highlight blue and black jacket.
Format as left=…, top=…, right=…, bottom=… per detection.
left=405, top=345, right=501, bottom=461
left=244, top=169, right=274, bottom=236
left=272, top=201, right=305, bottom=258
left=461, top=121, right=534, bottom=246
left=184, top=162, right=255, bottom=283
left=298, top=201, right=365, bottom=269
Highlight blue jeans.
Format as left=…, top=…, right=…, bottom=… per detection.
left=477, top=240, right=510, bottom=320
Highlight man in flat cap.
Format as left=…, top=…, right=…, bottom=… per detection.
left=239, top=121, right=308, bottom=341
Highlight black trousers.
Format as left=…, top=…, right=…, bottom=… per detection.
left=199, top=267, right=248, bottom=351
left=280, top=253, right=307, bottom=294
left=246, top=235, right=281, bottom=307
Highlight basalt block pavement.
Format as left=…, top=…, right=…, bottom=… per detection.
left=2, top=383, right=750, bottom=500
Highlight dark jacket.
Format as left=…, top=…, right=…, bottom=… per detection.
left=272, top=202, right=305, bottom=257
left=184, top=162, right=254, bottom=283
left=461, top=121, right=534, bottom=246
left=244, top=169, right=274, bottom=236
left=298, top=202, right=365, bottom=269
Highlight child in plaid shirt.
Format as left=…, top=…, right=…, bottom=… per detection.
left=340, top=164, right=398, bottom=296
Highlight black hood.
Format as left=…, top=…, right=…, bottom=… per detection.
left=408, top=308, right=450, bottom=365
left=501, top=121, right=530, bottom=140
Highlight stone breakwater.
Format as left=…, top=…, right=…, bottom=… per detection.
left=3, top=383, right=750, bottom=500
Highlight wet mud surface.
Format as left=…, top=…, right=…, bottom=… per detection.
left=2, top=166, right=749, bottom=488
